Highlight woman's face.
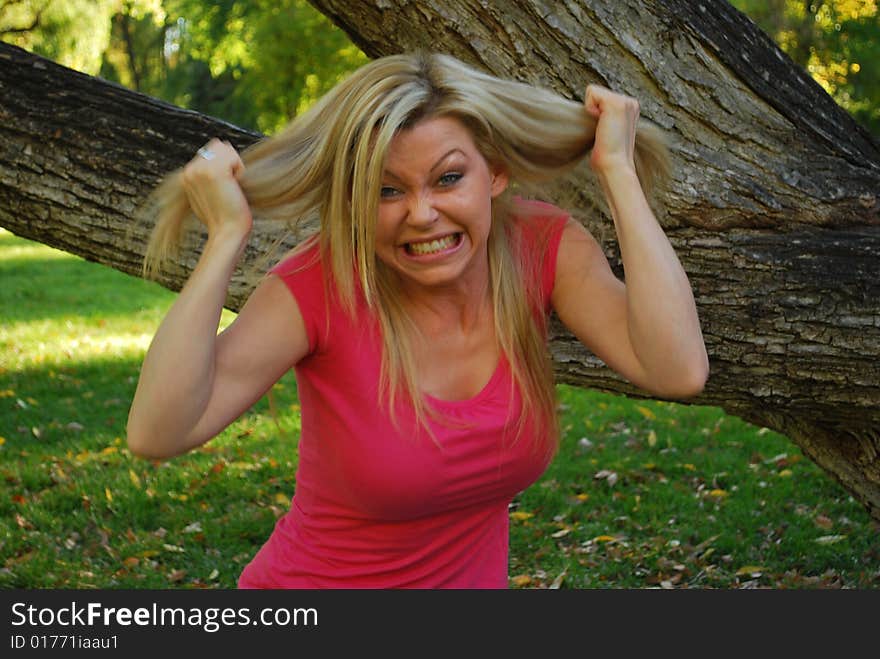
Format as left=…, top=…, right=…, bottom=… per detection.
left=375, top=116, right=508, bottom=295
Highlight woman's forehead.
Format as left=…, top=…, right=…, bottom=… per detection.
left=385, top=116, right=478, bottom=165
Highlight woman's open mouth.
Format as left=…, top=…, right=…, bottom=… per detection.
left=404, top=232, right=463, bottom=256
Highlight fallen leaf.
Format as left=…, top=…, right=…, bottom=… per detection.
left=735, top=565, right=765, bottom=577
left=594, top=470, right=618, bottom=486
left=636, top=406, right=656, bottom=420
left=707, top=489, right=728, bottom=498
left=549, top=570, right=567, bottom=589
left=511, top=574, right=532, bottom=587
left=814, top=515, right=833, bottom=530
left=5, top=550, right=36, bottom=566
left=208, top=569, right=219, bottom=580
left=510, top=511, right=534, bottom=521
left=693, top=535, right=720, bottom=553
left=169, top=569, right=187, bottom=583
left=123, top=557, right=140, bottom=568
left=593, top=535, right=618, bottom=543
left=183, top=522, right=203, bottom=534
left=104, top=487, right=113, bottom=503
left=129, top=469, right=141, bottom=489
left=647, top=429, right=657, bottom=447
left=15, top=513, right=33, bottom=529
left=814, top=535, right=847, bottom=545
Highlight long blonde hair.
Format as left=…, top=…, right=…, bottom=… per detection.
left=142, top=52, right=670, bottom=457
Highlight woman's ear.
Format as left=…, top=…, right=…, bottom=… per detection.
left=489, top=165, right=509, bottom=198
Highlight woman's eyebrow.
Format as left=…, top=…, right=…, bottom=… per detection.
left=383, top=148, right=466, bottom=182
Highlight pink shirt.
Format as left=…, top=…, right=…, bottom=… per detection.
left=238, top=200, right=568, bottom=588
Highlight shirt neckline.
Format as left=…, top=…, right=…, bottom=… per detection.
left=423, top=354, right=509, bottom=409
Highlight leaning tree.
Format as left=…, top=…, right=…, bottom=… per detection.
left=0, top=0, right=878, bottom=518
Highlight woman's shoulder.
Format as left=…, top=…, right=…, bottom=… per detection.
left=511, top=196, right=569, bottom=221
left=510, top=196, right=569, bottom=248
left=266, top=235, right=332, bottom=324
left=270, top=235, right=323, bottom=281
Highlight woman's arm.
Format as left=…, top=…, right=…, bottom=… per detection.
left=126, top=140, right=310, bottom=459
left=551, top=87, right=708, bottom=399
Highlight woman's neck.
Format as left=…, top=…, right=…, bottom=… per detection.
left=399, top=276, right=493, bottom=338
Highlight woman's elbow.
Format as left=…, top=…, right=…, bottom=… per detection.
left=126, top=427, right=166, bottom=461
left=664, top=356, right=709, bottom=399
left=646, top=355, right=709, bottom=400
left=126, top=416, right=179, bottom=461
left=676, top=369, right=708, bottom=399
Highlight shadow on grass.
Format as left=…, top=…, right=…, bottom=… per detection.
left=1, top=355, right=145, bottom=452
left=1, top=353, right=299, bottom=453
left=0, top=234, right=175, bottom=325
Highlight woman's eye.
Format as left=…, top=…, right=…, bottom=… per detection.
left=380, top=186, right=400, bottom=199
left=438, top=172, right=462, bottom=187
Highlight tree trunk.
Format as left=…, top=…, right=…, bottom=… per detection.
left=1, top=0, right=879, bottom=519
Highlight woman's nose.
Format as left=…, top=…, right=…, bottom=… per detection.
left=406, top=192, right=439, bottom=226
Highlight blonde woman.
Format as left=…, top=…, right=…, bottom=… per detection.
left=127, top=52, right=708, bottom=588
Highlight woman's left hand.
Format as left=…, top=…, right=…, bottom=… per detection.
left=584, top=84, right=640, bottom=175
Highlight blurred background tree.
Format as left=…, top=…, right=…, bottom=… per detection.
left=729, top=0, right=878, bottom=137
left=0, top=0, right=366, bottom=133
left=1, top=1, right=875, bottom=136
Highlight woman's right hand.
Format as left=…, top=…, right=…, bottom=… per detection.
left=180, top=138, right=252, bottom=244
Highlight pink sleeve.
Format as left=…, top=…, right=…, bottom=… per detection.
left=512, top=197, right=569, bottom=315
left=541, top=214, right=567, bottom=313
left=269, top=242, right=327, bottom=354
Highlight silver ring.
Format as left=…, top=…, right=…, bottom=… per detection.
left=197, top=146, right=215, bottom=160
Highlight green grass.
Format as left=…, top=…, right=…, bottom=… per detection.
left=1, top=228, right=877, bottom=589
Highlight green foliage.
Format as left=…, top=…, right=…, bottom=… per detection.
left=2, top=0, right=366, bottom=133
left=145, top=0, right=367, bottom=132
left=0, top=0, right=119, bottom=74
left=2, top=230, right=878, bottom=589
left=731, top=0, right=880, bottom=137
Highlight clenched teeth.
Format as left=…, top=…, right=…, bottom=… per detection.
left=405, top=233, right=460, bottom=255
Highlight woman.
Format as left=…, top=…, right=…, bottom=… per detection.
left=127, top=52, right=708, bottom=588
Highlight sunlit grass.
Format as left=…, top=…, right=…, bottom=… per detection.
left=1, top=228, right=877, bottom=589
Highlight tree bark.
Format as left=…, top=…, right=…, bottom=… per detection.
left=1, top=0, right=879, bottom=519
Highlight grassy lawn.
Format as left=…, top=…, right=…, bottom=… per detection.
left=1, top=228, right=877, bottom=589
